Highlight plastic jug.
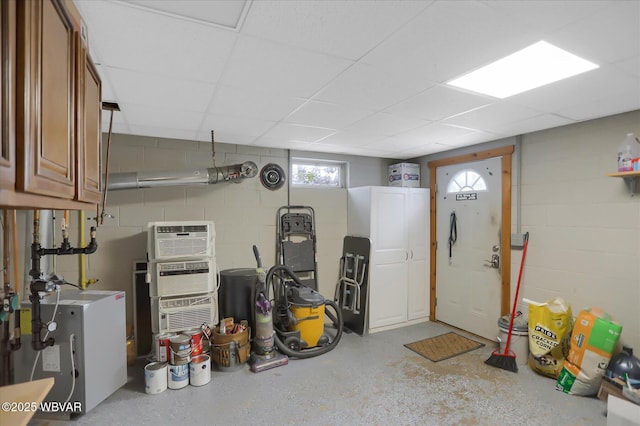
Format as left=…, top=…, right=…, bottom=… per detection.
left=617, top=133, right=640, bottom=172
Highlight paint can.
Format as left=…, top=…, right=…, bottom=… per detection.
left=170, top=334, right=192, bottom=365
left=155, top=332, right=175, bottom=363
left=185, top=328, right=204, bottom=356
left=189, top=354, right=211, bottom=387
left=144, top=362, right=167, bottom=395
left=167, top=363, right=189, bottom=390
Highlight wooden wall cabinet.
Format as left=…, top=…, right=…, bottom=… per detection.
left=0, top=0, right=101, bottom=210
left=1, top=0, right=16, bottom=192
left=76, top=34, right=102, bottom=204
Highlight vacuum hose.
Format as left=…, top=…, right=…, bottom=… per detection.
left=266, top=265, right=344, bottom=359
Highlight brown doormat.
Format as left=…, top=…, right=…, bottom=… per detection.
left=404, top=332, right=485, bottom=362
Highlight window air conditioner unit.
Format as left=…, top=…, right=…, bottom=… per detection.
left=151, top=292, right=218, bottom=334
left=147, top=221, right=215, bottom=261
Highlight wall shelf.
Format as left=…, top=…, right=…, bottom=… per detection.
left=607, top=171, right=640, bottom=195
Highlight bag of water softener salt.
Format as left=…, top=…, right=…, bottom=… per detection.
left=556, top=307, right=622, bottom=396
left=528, top=298, right=573, bottom=378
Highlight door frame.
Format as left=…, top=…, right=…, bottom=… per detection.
left=428, top=145, right=514, bottom=321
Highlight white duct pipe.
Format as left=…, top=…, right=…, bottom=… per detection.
left=107, top=161, right=258, bottom=191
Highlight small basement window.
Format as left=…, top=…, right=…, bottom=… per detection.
left=291, top=159, right=346, bottom=188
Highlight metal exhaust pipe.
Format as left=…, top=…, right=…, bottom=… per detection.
left=107, top=161, right=259, bottom=191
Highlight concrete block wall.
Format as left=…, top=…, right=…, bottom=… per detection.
left=518, top=110, right=640, bottom=350
left=53, top=134, right=351, bottom=328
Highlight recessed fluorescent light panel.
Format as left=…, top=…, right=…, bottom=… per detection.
left=446, top=41, right=599, bottom=98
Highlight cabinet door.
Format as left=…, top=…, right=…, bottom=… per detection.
left=76, top=36, right=101, bottom=203
left=407, top=188, right=430, bottom=320
left=368, top=188, right=408, bottom=329
left=16, top=0, right=75, bottom=199
left=1, top=0, right=16, bottom=191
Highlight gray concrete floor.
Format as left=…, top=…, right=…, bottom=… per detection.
left=32, top=321, right=608, bottom=425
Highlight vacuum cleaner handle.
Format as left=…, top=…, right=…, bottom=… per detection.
left=253, top=245, right=262, bottom=268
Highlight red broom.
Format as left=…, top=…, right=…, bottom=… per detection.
left=485, top=232, right=529, bottom=372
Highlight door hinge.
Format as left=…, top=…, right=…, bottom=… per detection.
left=435, top=297, right=437, bottom=306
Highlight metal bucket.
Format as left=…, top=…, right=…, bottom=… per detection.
left=144, top=362, right=167, bottom=394
left=167, top=364, right=189, bottom=390
left=170, top=334, right=192, bottom=365
left=189, top=354, right=211, bottom=387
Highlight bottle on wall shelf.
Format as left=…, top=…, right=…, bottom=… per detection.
left=617, top=133, right=640, bottom=172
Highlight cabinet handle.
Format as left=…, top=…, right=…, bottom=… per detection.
left=405, top=251, right=409, bottom=261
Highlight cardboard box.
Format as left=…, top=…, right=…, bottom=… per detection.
left=388, top=163, right=420, bottom=187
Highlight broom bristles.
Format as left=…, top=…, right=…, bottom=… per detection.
left=485, top=351, right=518, bottom=373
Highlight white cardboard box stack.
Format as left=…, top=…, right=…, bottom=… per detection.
left=388, top=163, right=420, bottom=187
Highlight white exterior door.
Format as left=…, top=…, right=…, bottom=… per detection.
left=435, top=157, right=502, bottom=339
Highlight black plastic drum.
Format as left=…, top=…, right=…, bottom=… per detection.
left=218, top=268, right=257, bottom=334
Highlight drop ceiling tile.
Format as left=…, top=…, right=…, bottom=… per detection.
left=390, top=142, right=454, bottom=158
left=284, top=100, right=374, bottom=129
left=361, top=0, right=540, bottom=84
left=385, top=85, right=492, bottom=121
left=127, top=124, right=197, bottom=142
left=438, top=129, right=503, bottom=148
left=482, top=1, right=614, bottom=35
left=75, top=0, right=238, bottom=82
left=208, top=85, right=305, bottom=121
left=611, top=56, right=640, bottom=78
left=198, top=114, right=276, bottom=143
left=510, top=66, right=639, bottom=115
left=314, top=62, right=436, bottom=111
left=378, top=122, right=485, bottom=150
left=252, top=137, right=319, bottom=152
left=343, top=113, right=430, bottom=138
left=242, top=0, right=431, bottom=60
left=315, top=131, right=385, bottom=148
left=125, top=0, right=249, bottom=29
left=555, top=91, right=640, bottom=122
left=443, top=102, right=544, bottom=134
left=120, top=103, right=205, bottom=131
left=341, top=146, right=398, bottom=158
left=545, top=1, right=640, bottom=66
left=105, top=67, right=216, bottom=113
left=360, top=135, right=420, bottom=151
left=491, top=114, right=576, bottom=138
left=256, top=123, right=336, bottom=145
left=221, top=36, right=353, bottom=98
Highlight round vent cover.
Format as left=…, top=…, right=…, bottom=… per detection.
left=260, top=163, right=286, bottom=190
